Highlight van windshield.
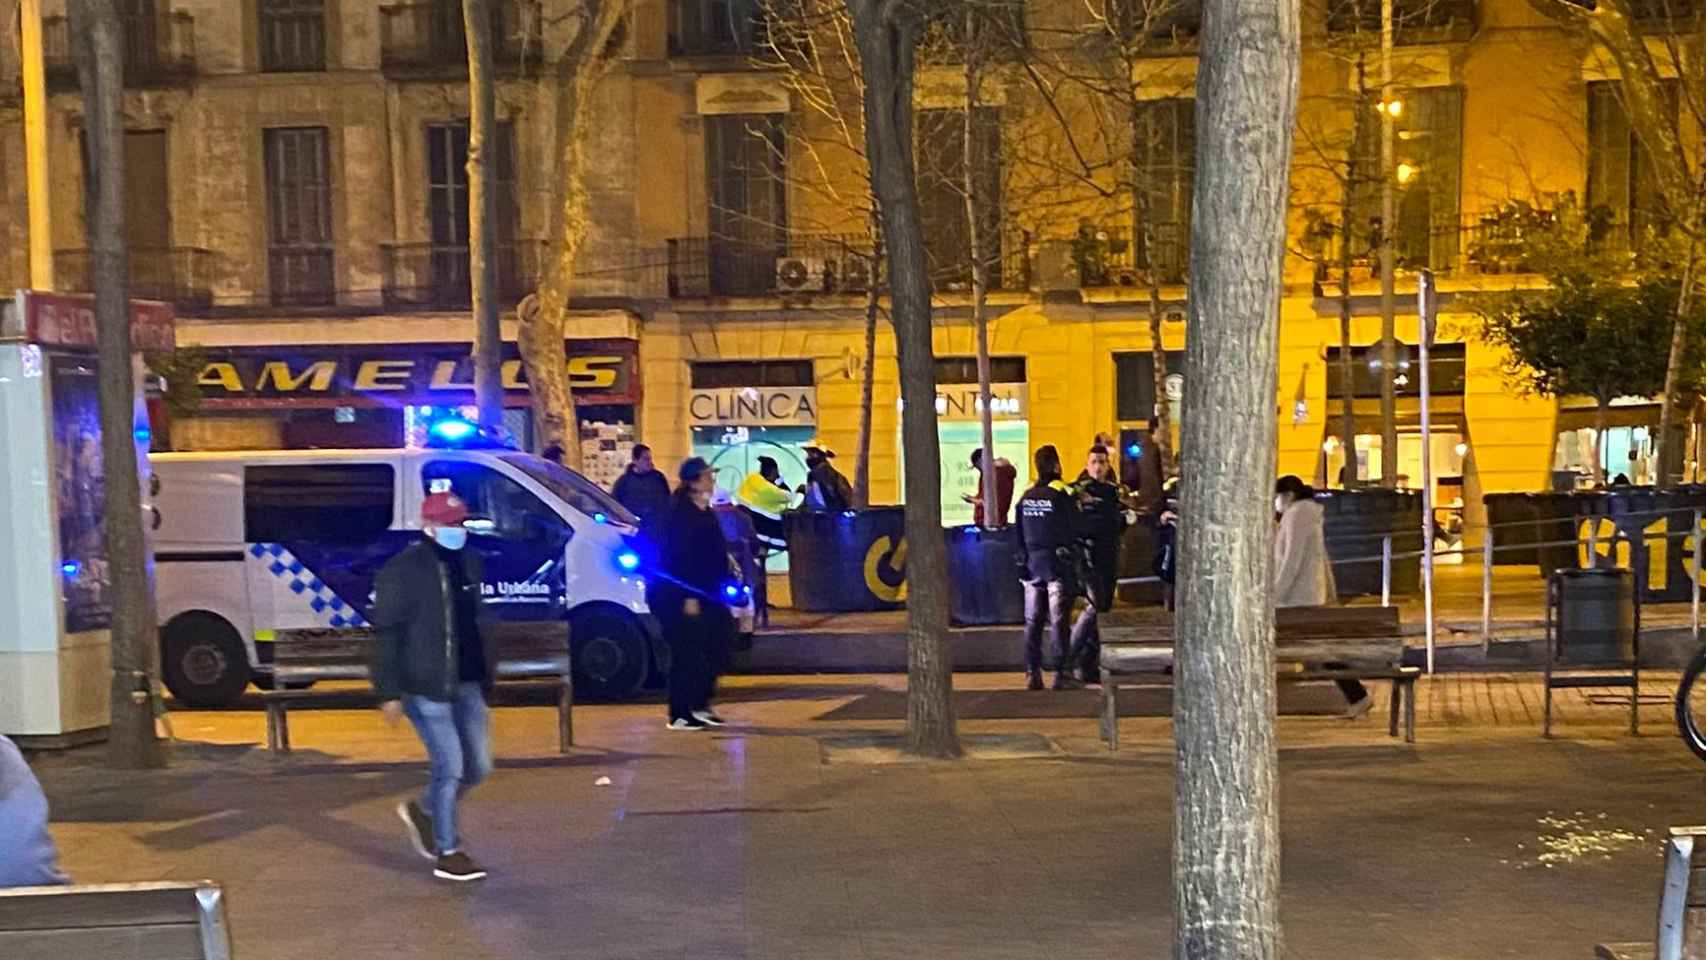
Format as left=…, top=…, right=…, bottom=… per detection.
left=500, top=454, right=640, bottom=528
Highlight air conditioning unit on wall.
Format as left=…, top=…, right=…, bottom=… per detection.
left=775, top=256, right=829, bottom=293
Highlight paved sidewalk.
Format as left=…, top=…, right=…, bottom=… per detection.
left=28, top=672, right=1704, bottom=960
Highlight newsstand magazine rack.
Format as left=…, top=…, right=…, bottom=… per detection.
left=1542, top=567, right=1641, bottom=737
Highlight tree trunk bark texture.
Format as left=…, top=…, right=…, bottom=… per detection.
left=854, top=269, right=879, bottom=507
left=1378, top=0, right=1398, bottom=489
left=847, top=0, right=960, bottom=759
left=72, top=0, right=164, bottom=769
left=465, top=0, right=504, bottom=432
left=1656, top=204, right=1703, bottom=488
left=1137, top=187, right=1175, bottom=478
left=1175, top=0, right=1299, bottom=954
left=964, top=27, right=998, bottom=527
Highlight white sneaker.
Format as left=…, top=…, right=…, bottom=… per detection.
left=667, top=717, right=708, bottom=731
left=693, top=710, right=727, bottom=727
left=1345, top=696, right=1375, bottom=720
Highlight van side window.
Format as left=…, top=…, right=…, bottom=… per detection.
left=422, top=461, right=564, bottom=545
left=245, top=464, right=395, bottom=542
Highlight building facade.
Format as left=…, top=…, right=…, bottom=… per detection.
left=0, top=0, right=1683, bottom=535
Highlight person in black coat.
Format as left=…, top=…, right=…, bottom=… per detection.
left=612, top=444, right=671, bottom=531
left=647, top=457, right=737, bottom=731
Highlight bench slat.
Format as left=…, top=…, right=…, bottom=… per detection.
left=0, top=884, right=203, bottom=932
left=0, top=922, right=204, bottom=960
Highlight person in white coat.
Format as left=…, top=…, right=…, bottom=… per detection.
left=1273, top=476, right=1372, bottom=717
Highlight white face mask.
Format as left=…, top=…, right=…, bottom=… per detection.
left=432, top=526, right=468, bottom=551
left=1274, top=495, right=1288, bottom=516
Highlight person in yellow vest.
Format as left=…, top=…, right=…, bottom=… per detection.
left=736, top=456, right=795, bottom=549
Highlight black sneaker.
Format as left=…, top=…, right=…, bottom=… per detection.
left=397, top=800, right=436, bottom=861
left=693, top=710, right=727, bottom=727
left=667, top=717, right=708, bottom=731
left=1026, top=672, right=1045, bottom=691
left=1052, top=674, right=1085, bottom=691
left=434, top=851, right=488, bottom=882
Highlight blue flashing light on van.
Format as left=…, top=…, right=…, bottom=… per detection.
left=616, top=549, right=641, bottom=572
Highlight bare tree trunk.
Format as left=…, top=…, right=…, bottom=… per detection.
left=854, top=257, right=879, bottom=507
left=1137, top=187, right=1174, bottom=479
left=1593, top=397, right=1610, bottom=486
left=72, top=0, right=163, bottom=769
left=465, top=0, right=503, bottom=432
left=847, top=0, right=960, bottom=760
left=1656, top=199, right=1703, bottom=489
left=1378, top=0, right=1398, bottom=489
left=520, top=0, right=625, bottom=470
left=1341, top=56, right=1368, bottom=488
left=1174, top=0, right=1298, bottom=951
left=964, top=16, right=998, bottom=527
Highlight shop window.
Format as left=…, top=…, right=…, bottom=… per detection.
left=260, top=0, right=327, bottom=72
left=264, top=127, right=336, bottom=306
left=935, top=356, right=1025, bottom=384
left=245, top=464, right=394, bottom=542
left=1324, top=343, right=1465, bottom=398
left=691, top=359, right=813, bottom=388
left=1114, top=351, right=1184, bottom=422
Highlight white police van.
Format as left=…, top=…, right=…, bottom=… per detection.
left=150, top=444, right=662, bottom=706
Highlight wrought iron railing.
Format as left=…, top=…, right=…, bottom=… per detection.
left=53, top=247, right=216, bottom=312
left=380, top=240, right=546, bottom=309
left=41, top=10, right=196, bottom=90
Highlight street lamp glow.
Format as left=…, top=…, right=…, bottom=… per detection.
left=1380, top=98, right=1403, bottom=118
left=1396, top=162, right=1419, bottom=185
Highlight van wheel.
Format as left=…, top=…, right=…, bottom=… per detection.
left=570, top=609, right=648, bottom=701
left=161, top=613, right=252, bottom=708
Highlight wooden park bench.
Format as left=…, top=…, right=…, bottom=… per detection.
left=1594, top=826, right=1706, bottom=960
left=1097, top=605, right=1420, bottom=750
left=264, top=632, right=573, bottom=754
left=0, top=881, right=234, bottom=960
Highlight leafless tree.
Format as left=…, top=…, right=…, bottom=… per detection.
left=845, top=0, right=961, bottom=759
left=1174, top=0, right=1299, bottom=954
left=465, top=0, right=504, bottom=431
left=71, top=0, right=164, bottom=768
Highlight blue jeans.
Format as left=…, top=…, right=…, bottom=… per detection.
left=403, top=683, right=492, bottom=856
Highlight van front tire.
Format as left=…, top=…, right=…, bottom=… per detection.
left=161, top=612, right=252, bottom=708
left=570, top=608, right=649, bottom=701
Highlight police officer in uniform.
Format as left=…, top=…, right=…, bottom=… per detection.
left=1014, top=444, right=1089, bottom=691
left=1069, top=443, right=1131, bottom=683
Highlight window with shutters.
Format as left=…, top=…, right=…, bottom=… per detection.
left=705, top=114, right=787, bottom=296
left=1350, top=86, right=1463, bottom=271
left=1133, top=98, right=1194, bottom=284
left=422, top=121, right=520, bottom=302
left=916, top=106, right=1003, bottom=291
left=1587, top=80, right=1677, bottom=253
left=260, top=0, right=327, bottom=72
left=264, top=127, right=336, bottom=306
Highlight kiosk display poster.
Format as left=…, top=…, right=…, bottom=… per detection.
left=50, top=353, right=112, bottom=632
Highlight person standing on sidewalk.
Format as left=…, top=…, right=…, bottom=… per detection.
left=1015, top=444, right=1089, bottom=691
left=1069, top=444, right=1130, bottom=682
left=0, top=735, right=68, bottom=887
left=371, top=491, right=498, bottom=883
left=1272, top=475, right=1372, bottom=717
left=650, top=457, right=737, bottom=731
left=613, top=444, right=671, bottom=532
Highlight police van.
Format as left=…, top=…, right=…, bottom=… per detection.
left=150, top=444, right=662, bottom=706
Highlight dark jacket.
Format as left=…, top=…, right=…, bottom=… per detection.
left=613, top=467, right=671, bottom=529
left=370, top=539, right=497, bottom=702
left=1014, top=477, right=1086, bottom=582
left=806, top=462, right=853, bottom=512
left=1074, top=472, right=1128, bottom=555
left=648, top=493, right=733, bottom=613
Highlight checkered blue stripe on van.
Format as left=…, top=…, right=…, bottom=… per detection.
left=249, top=543, right=370, bottom=628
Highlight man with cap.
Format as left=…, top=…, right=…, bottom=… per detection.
left=803, top=445, right=853, bottom=512
left=1014, top=444, right=1092, bottom=690
left=371, top=490, right=498, bottom=882
left=649, top=457, right=738, bottom=730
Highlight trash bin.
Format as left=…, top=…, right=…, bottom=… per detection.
left=1553, top=567, right=1635, bottom=665
left=785, top=507, right=908, bottom=612
left=946, top=524, right=1024, bottom=625
left=1322, top=489, right=1421, bottom=598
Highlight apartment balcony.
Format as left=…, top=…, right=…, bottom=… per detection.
left=41, top=11, right=196, bottom=91
left=1325, top=0, right=1478, bottom=43
left=54, top=247, right=215, bottom=313
left=1078, top=225, right=1188, bottom=287
left=667, top=235, right=877, bottom=298
left=379, top=0, right=540, bottom=80
left=380, top=240, right=546, bottom=310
